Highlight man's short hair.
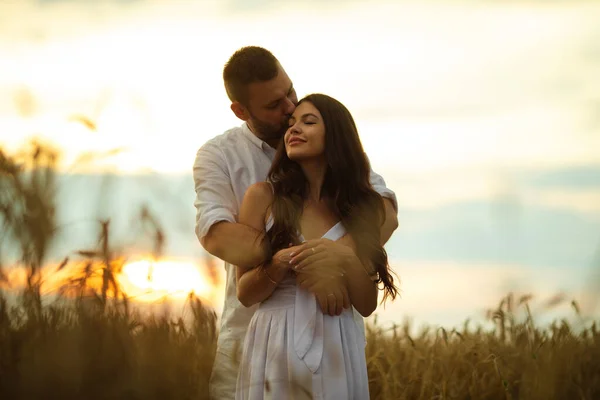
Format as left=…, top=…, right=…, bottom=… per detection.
left=223, top=46, right=280, bottom=106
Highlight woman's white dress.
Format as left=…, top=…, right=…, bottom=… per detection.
left=235, top=220, right=370, bottom=400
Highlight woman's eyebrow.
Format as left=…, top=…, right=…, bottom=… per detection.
left=288, top=112, right=318, bottom=125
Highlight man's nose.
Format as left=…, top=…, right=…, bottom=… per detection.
left=282, top=97, right=296, bottom=115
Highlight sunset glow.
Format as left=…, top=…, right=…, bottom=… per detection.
left=118, top=259, right=218, bottom=303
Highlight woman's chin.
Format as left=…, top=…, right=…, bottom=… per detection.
left=287, top=152, right=304, bottom=162
left=287, top=152, right=324, bottom=163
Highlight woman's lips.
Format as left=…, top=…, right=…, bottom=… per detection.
left=287, top=138, right=305, bottom=146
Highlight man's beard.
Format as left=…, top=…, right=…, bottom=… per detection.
left=249, top=113, right=287, bottom=141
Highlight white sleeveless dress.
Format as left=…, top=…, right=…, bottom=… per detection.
left=235, top=220, right=370, bottom=400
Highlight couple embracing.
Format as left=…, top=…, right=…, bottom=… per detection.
left=193, top=46, right=399, bottom=399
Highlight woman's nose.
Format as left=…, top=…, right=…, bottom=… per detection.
left=289, top=122, right=300, bottom=134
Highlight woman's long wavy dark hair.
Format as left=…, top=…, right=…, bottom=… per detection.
left=266, top=93, right=398, bottom=303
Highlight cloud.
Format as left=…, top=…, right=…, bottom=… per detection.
left=1, top=170, right=597, bottom=272
left=373, top=164, right=600, bottom=216
left=388, top=199, right=600, bottom=270
left=519, top=165, right=600, bottom=189
left=369, top=260, right=599, bottom=330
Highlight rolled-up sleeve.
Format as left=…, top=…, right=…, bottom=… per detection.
left=193, top=144, right=237, bottom=242
left=368, top=159, right=398, bottom=213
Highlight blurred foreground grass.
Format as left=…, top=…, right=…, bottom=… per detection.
left=1, top=142, right=599, bottom=399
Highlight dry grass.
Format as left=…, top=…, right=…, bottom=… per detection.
left=1, top=142, right=216, bottom=399
left=1, top=142, right=599, bottom=399
left=0, top=293, right=216, bottom=400
left=366, top=296, right=600, bottom=400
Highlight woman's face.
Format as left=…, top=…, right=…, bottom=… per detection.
left=284, top=101, right=326, bottom=162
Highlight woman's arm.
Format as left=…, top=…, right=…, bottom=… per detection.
left=235, top=182, right=291, bottom=308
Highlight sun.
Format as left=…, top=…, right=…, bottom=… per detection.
left=117, top=258, right=217, bottom=303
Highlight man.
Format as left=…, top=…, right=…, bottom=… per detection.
left=193, top=46, right=398, bottom=399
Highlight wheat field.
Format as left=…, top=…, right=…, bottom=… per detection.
left=1, top=143, right=599, bottom=400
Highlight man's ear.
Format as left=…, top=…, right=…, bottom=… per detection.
left=231, top=102, right=250, bottom=121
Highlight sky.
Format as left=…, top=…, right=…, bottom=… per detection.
left=0, top=0, right=599, bottom=329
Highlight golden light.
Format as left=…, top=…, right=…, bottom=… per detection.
left=118, top=259, right=216, bottom=303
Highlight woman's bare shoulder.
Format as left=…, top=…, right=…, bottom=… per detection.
left=244, top=182, right=274, bottom=207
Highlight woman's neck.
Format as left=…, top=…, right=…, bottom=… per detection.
left=299, top=158, right=327, bottom=203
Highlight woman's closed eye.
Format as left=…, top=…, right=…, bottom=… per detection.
left=288, top=118, right=316, bottom=128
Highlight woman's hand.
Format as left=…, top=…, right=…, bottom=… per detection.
left=289, top=238, right=352, bottom=277
left=269, top=244, right=297, bottom=271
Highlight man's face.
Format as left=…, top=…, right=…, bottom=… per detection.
left=244, top=64, right=298, bottom=141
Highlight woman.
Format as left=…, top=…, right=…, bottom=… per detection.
left=234, top=94, right=398, bottom=399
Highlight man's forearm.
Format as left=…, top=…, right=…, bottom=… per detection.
left=201, top=221, right=269, bottom=266
left=343, top=255, right=378, bottom=317
left=381, top=198, right=398, bottom=245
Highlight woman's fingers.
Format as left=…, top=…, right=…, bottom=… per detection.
left=292, top=252, right=326, bottom=271
left=289, top=240, right=323, bottom=263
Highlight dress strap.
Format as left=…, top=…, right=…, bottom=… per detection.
left=266, top=213, right=274, bottom=231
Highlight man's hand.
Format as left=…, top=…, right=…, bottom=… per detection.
left=295, top=271, right=350, bottom=316
left=289, top=238, right=356, bottom=316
